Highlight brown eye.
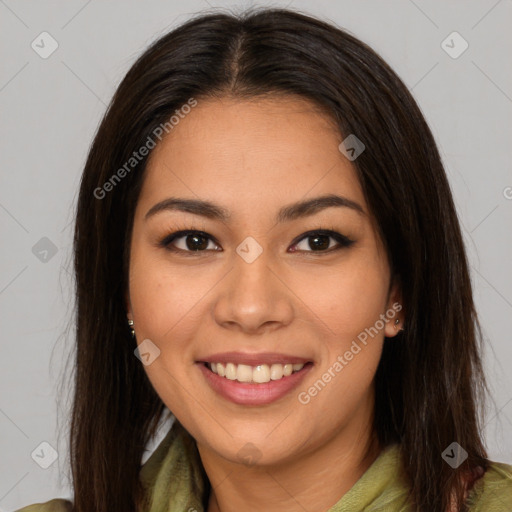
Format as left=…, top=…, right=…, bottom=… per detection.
left=162, top=230, right=220, bottom=252
left=160, top=228, right=354, bottom=255
left=290, top=230, right=355, bottom=253
left=183, top=233, right=210, bottom=251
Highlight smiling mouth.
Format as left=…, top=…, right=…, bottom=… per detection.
left=203, top=361, right=313, bottom=384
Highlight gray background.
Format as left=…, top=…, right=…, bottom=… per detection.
left=1, top=0, right=511, bottom=509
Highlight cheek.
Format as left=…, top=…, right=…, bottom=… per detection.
left=310, top=343, right=383, bottom=429
left=128, top=254, right=203, bottom=418
left=299, top=255, right=389, bottom=340
left=127, top=252, right=206, bottom=398
left=128, top=251, right=211, bottom=342
left=295, top=253, right=388, bottom=408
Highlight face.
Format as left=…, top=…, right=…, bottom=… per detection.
left=127, top=96, right=402, bottom=467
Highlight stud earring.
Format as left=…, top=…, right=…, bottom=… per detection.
left=128, top=319, right=135, bottom=337
left=394, top=318, right=405, bottom=332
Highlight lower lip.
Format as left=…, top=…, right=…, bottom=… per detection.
left=197, top=362, right=313, bottom=406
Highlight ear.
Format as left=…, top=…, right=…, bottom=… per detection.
left=383, top=277, right=405, bottom=339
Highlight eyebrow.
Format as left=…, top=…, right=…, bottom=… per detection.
left=144, top=194, right=365, bottom=223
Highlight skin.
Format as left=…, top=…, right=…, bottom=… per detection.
left=126, top=96, right=403, bottom=512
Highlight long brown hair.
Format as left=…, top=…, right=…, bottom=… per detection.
left=69, top=7, right=489, bottom=511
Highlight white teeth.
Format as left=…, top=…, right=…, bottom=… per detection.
left=225, top=363, right=237, bottom=380
left=253, top=364, right=270, bottom=383
left=206, top=362, right=305, bottom=383
left=236, top=364, right=253, bottom=383
left=270, top=363, right=283, bottom=380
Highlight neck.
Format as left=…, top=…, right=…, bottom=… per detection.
left=199, top=399, right=380, bottom=512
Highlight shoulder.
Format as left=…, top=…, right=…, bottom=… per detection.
left=14, top=498, right=73, bottom=512
left=466, top=459, right=512, bottom=511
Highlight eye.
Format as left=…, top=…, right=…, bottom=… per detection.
left=161, top=230, right=221, bottom=253
left=289, top=230, right=355, bottom=253
left=160, top=228, right=355, bottom=255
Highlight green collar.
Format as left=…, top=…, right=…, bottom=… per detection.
left=140, top=420, right=512, bottom=512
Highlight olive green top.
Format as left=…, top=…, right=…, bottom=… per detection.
left=16, top=421, right=512, bottom=512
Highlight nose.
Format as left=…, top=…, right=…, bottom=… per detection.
left=212, top=243, right=295, bottom=334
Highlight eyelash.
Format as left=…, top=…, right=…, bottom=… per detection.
left=158, top=224, right=355, bottom=256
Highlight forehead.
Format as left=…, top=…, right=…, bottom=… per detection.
left=139, top=96, right=368, bottom=221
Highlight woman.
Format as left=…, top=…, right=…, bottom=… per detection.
left=17, top=7, right=512, bottom=512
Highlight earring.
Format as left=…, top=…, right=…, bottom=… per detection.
left=394, top=318, right=405, bottom=332
left=128, top=319, right=135, bottom=337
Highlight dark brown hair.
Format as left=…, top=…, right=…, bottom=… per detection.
left=69, top=7, right=489, bottom=511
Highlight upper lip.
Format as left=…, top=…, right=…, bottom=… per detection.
left=196, top=352, right=312, bottom=366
